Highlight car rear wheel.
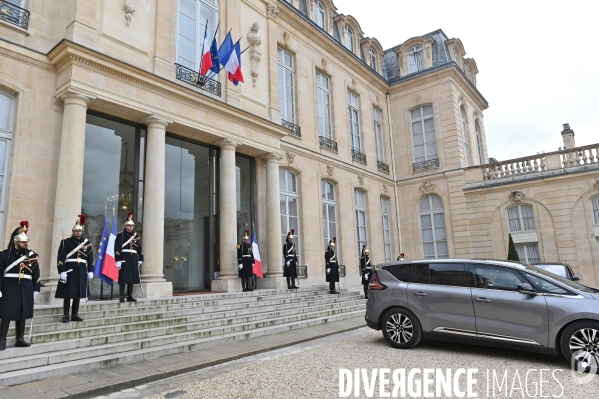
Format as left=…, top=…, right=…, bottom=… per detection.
left=381, top=308, right=422, bottom=349
left=560, top=321, right=599, bottom=374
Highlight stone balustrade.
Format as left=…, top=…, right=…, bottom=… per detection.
left=560, top=143, right=599, bottom=168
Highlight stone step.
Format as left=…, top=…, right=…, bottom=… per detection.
left=0, top=309, right=365, bottom=387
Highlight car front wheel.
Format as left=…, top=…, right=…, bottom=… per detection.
left=560, top=321, right=599, bottom=374
left=381, top=308, right=422, bottom=349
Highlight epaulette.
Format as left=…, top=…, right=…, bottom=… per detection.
left=236, top=245, right=240, bottom=249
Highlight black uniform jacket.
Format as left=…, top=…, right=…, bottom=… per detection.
left=55, top=236, right=94, bottom=299
left=325, top=249, right=339, bottom=283
left=0, top=247, right=41, bottom=320
left=360, top=256, right=373, bottom=285
left=282, top=242, right=298, bottom=278
left=115, top=230, right=144, bottom=284
left=237, top=242, right=254, bottom=279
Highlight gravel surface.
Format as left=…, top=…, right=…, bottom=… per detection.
left=142, top=328, right=599, bottom=399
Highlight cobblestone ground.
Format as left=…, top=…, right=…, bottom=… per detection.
left=131, top=328, right=599, bottom=399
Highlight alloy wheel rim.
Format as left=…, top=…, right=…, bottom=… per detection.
left=569, top=328, right=599, bottom=371
left=386, top=313, right=413, bottom=343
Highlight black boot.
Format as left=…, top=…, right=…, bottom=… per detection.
left=119, top=284, right=126, bottom=303
left=71, top=298, right=84, bottom=321
left=241, top=278, right=247, bottom=292
left=246, top=278, right=254, bottom=291
left=329, top=281, right=339, bottom=294
left=0, top=320, right=10, bottom=350
left=15, top=320, right=31, bottom=347
left=292, top=278, right=299, bottom=289
left=364, top=286, right=369, bottom=299
left=286, top=277, right=292, bottom=289
left=126, top=284, right=137, bottom=302
left=62, top=299, right=70, bottom=323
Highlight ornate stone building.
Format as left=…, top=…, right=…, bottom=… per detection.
left=0, top=0, right=597, bottom=303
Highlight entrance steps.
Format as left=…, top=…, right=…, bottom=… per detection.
left=0, top=287, right=365, bottom=387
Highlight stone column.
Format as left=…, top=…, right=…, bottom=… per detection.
left=211, top=138, right=241, bottom=292
left=137, top=115, right=173, bottom=298
left=258, top=152, right=287, bottom=289
left=41, top=92, right=94, bottom=305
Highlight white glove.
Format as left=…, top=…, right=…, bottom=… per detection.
left=33, top=291, right=39, bottom=300
left=327, top=268, right=331, bottom=274
left=238, top=264, right=243, bottom=270
left=286, top=261, right=290, bottom=267
left=60, top=272, right=68, bottom=282
left=0, top=291, right=2, bottom=298
left=138, top=261, right=142, bottom=266
left=364, top=273, right=369, bottom=280
left=88, top=272, right=94, bottom=280
left=116, top=261, right=122, bottom=270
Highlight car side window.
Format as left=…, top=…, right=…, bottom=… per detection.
left=410, top=263, right=429, bottom=284
left=470, top=264, right=526, bottom=292
left=382, top=264, right=413, bottom=282
left=429, top=263, right=471, bottom=287
left=523, top=272, right=576, bottom=296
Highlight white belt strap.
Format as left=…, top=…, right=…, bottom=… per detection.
left=122, top=233, right=137, bottom=248
left=66, top=259, right=87, bottom=264
left=242, top=255, right=251, bottom=257
left=287, top=244, right=295, bottom=255
left=4, top=273, right=32, bottom=280
left=66, top=239, right=88, bottom=259
left=122, top=249, right=137, bottom=254
left=4, top=255, right=27, bottom=275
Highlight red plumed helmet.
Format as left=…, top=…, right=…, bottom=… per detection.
left=127, top=212, right=133, bottom=220
left=20, top=220, right=29, bottom=232
left=333, top=237, right=336, bottom=242
left=78, top=214, right=86, bottom=226
left=291, top=229, right=294, bottom=234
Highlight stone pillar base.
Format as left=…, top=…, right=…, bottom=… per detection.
left=211, top=278, right=242, bottom=292
left=257, top=276, right=288, bottom=290
left=132, top=281, right=173, bottom=298
left=37, top=285, right=63, bottom=305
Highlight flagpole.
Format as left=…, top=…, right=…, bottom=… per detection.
left=205, top=27, right=230, bottom=81
left=197, top=19, right=209, bottom=85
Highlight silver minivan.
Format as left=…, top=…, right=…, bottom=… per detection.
left=365, top=259, right=599, bottom=372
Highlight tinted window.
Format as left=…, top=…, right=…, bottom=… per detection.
left=429, top=263, right=470, bottom=287
left=535, top=265, right=568, bottom=278
left=382, top=264, right=412, bottom=282
left=470, top=264, right=526, bottom=292
left=523, top=272, right=576, bottom=296
left=410, top=264, right=429, bottom=284
left=525, top=264, right=599, bottom=293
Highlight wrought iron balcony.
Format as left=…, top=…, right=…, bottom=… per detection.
left=339, top=265, right=346, bottom=277
left=377, top=160, right=390, bottom=173
left=319, top=136, right=338, bottom=153
left=175, top=63, right=221, bottom=97
left=297, top=265, right=307, bottom=278
left=282, top=120, right=301, bottom=138
left=0, top=0, right=30, bottom=30
left=413, top=158, right=440, bottom=172
left=351, top=149, right=367, bottom=164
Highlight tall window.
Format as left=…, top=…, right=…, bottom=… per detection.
left=373, top=107, right=384, bottom=162
left=592, top=196, right=599, bottom=224
left=475, top=121, right=483, bottom=165
left=411, top=105, right=437, bottom=163
left=407, top=45, right=424, bottom=73
left=177, top=0, right=219, bottom=71
left=355, top=189, right=368, bottom=256
left=322, top=181, right=337, bottom=251
left=508, top=204, right=540, bottom=263
left=348, top=91, right=361, bottom=152
left=0, top=89, right=15, bottom=241
left=314, top=0, right=325, bottom=29
left=344, top=25, right=354, bottom=51
left=316, top=71, right=332, bottom=139
left=280, top=169, right=300, bottom=256
left=381, top=197, right=392, bottom=262
left=460, top=108, right=471, bottom=167
left=419, top=195, right=448, bottom=259
left=369, top=47, right=377, bottom=71
left=278, top=48, right=295, bottom=124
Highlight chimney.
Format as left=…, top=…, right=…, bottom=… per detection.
left=561, top=123, right=575, bottom=149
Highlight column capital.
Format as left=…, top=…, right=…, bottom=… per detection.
left=141, top=114, right=173, bottom=129
left=60, top=91, right=95, bottom=107
left=215, top=137, right=241, bottom=150
left=260, top=151, right=283, bottom=163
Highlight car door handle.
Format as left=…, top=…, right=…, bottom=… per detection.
left=475, top=298, right=491, bottom=303
left=413, top=292, right=427, bottom=297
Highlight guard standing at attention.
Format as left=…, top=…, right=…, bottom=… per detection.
left=55, top=214, right=94, bottom=323
left=237, top=230, right=254, bottom=292
left=325, top=237, right=339, bottom=294
left=115, top=212, right=143, bottom=303
left=0, top=221, right=40, bottom=350
left=283, top=229, right=298, bottom=289
left=360, top=245, right=372, bottom=299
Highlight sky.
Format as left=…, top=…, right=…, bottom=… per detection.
left=338, top=0, right=599, bottom=161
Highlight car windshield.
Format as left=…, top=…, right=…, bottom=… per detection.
left=534, top=265, right=567, bottom=278
left=524, top=264, right=599, bottom=293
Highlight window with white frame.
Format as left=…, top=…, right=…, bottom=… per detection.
left=316, top=71, right=332, bottom=139
left=314, top=0, right=325, bottom=29
left=348, top=91, right=361, bottom=152
left=322, top=180, right=338, bottom=252
left=419, top=194, right=448, bottom=259
left=373, top=107, right=384, bottom=162
left=411, top=105, right=437, bottom=163
left=280, top=169, right=300, bottom=257
left=369, top=47, right=377, bottom=71
left=460, top=108, right=471, bottom=167
left=278, top=48, right=295, bottom=124
left=591, top=195, right=599, bottom=224
left=407, top=45, right=424, bottom=74
left=0, top=89, right=15, bottom=242
left=344, top=25, right=354, bottom=51
left=475, top=121, right=483, bottom=165
left=177, top=0, right=219, bottom=72
left=515, top=243, right=541, bottom=263
left=381, top=197, right=392, bottom=262
left=508, top=204, right=540, bottom=263
left=355, top=189, right=368, bottom=257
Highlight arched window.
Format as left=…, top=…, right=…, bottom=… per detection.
left=177, top=0, right=219, bottom=72
left=322, top=180, right=337, bottom=251
left=344, top=25, right=354, bottom=51
left=280, top=169, right=300, bottom=255
left=508, top=204, right=535, bottom=232
left=419, top=195, right=448, bottom=259
left=591, top=195, right=599, bottom=225
left=475, top=121, right=483, bottom=165
left=0, top=89, right=14, bottom=240
left=355, top=189, right=368, bottom=256
left=314, top=0, right=325, bottom=29
left=380, top=197, right=392, bottom=262
left=460, top=108, right=470, bottom=167
left=369, top=47, right=377, bottom=71
left=507, top=204, right=540, bottom=263
left=407, top=45, right=424, bottom=73
left=411, top=105, right=438, bottom=163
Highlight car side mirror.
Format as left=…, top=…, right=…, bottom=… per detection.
left=518, top=283, right=535, bottom=295
left=571, top=276, right=580, bottom=281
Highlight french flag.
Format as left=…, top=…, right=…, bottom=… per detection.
left=199, top=26, right=213, bottom=76
left=252, top=230, right=263, bottom=278
left=94, top=216, right=113, bottom=285
left=102, top=216, right=120, bottom=281
left=218, top=32, right=243, bottom=84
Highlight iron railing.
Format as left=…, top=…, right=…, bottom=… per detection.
left=319, top=136, right=338, bottom=152
left=282, top=120, right=301, bottom=138
left=351, top=149, right=367, bottom=164
left=175, top=63, right=221, bottom=97
left=377, top=160, right=390, bottom=173
left=297, top=265, right=307, bottom=278
left=0, top=0, right=29, bottom=30
left=413, top=158, right=439, bottom=172
left=339, top=265, right=346, bottom=277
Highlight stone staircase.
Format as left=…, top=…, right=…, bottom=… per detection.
left=0, top=287, right=365, bottom=387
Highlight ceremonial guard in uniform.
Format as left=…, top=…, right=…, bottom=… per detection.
left=283, top=229, right=298, bottom=289
left=0, top=221, right=40, bottom=350
left=325, top=237, right=339, bottom=294
left=360, top=245, right=372, bottom=299
left=56, top=215, right=94, bottom=323
left=237, top=230, right=254, bottom=292
left=115, top=212, right=143, bottom=302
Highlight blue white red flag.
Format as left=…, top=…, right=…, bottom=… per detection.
left=218, top=32, right=243, bottom=84
left=102, top=216, right=119, bottom=281
left=200, top=25, right=213, bottom=76
left=252, top=230, right=263, bottom=278
left=94, top=216, right=113, bottom=285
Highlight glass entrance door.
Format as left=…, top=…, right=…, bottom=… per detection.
left=164, top=137, right=213, bottom=293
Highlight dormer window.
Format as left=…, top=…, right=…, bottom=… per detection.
left=407, top=45, right=424, bottom=73
left=314, top=0, right=325, bottom=29
left=344, top=25, right=354, bottom=51
left=369, top=47, right=377, bottom=71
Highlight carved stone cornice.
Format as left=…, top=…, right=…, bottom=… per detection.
left=419, top=181, right=436, bottom=195
left=266, top=2, right=279, bottom=19
left=508, top=190, right=525, bottom=202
